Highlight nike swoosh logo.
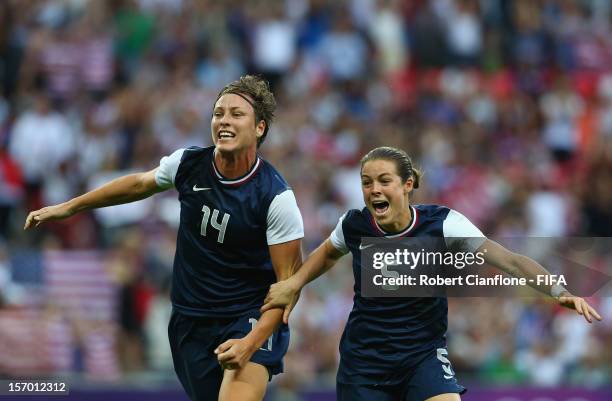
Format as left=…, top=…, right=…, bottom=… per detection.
left=359, top=243, right=374, bottom=250
left=193, top=185, right=212, bottom=192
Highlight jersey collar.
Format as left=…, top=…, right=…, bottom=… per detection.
left=211, top=154, right=262, bottom=187
left=369, top=205, right=418, bottom=237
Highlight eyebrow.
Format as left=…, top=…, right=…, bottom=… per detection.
left=361, top=173, right=393, bottom=179
left=213, top=106, right=246, bottom=111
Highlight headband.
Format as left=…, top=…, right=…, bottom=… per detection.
left=216, top=91, right=257, bottom=114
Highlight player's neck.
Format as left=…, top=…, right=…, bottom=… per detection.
left=214, top=148, right=257, bottom=179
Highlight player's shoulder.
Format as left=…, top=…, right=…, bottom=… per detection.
left=413, top=204, right=451, bottom=220
left=179, top=145, right=213, bottom=162
left=173, top=146, right=213, bottom=181
left=344, top=208, right=366, bottom=221
left=414, top=205, right=477, bottom=228
left=338, top=208, right=370, bottom=231
left=258, top=157, right=292, bottom=194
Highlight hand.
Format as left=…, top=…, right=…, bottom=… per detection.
left=261, top=278, right=300, bottom=324
left=558, top=292, right=602, bottom=323
left=215, top=337, right=258, bottom=370
left=24, top=202, right=75, bottom=229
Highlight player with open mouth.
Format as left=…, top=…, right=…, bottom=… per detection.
left=25, top=75, right=304, bottom=401
left=262, top=146, right=601, bottom=401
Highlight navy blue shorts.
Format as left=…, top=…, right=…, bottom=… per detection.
left=168, top=308, right=289, bottom=401
left=337, top=348, right=466, bottom=401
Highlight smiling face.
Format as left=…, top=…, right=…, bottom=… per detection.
left=211, top=93, right=265, bottom=155
left=361, top=159, right=413, bottom=232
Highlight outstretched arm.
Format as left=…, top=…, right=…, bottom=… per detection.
left=260, top=239, right=345, bottom=323
left=24, top=168, right=165, bottom=229
left=482, top=239, right=602, bottom=323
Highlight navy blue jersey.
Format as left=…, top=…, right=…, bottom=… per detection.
left=329, top=204, right=484, bottom=385
left=155, top=146, right=304, bottom=318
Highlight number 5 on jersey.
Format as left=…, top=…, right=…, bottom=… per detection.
left=201, top=205, right=230, bottom=243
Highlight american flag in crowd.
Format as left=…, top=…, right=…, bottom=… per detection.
left=46, top=250, right=117, bottom=322
left=0, top=250, right=119, bottom=380
left=0, top=308, right=72, bottom=376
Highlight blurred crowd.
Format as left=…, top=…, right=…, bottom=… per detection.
left=0, top=0, right=611, bottom=393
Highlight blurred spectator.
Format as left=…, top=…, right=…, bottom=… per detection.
left=8, top=91, right=75, bottom=207
left=152, top=101, right=207, bottom=155
left=516, top=339, right=565, bottom=387
left=367, top=0, right=408, bottom=74
left=569, top=337, right=609, bottom=388
left=0, top=147, right=24, bottom=238
left=76, top=6, right=115, bottom=97
left=511, top=0, right=550, bottom=69
left=109, top=228, right=149, bottom=372
left=196, top=44, right=245, bottom=92
left=317, top=10, right=370, bottom=82
left=526, top=186, right=570, bottom=237
left=540, top=76, right=585, bottom=161
left=113, top=0, right=156, bottom=75
left=0, top=242, right=25, bottom=306
left=143, top=278, right=173, bottom=372
left=37, top=25, right=81, bottom=104
left=250, top=1, right=297, bottom=90
left=77, top=101, right=121, bottom=177
left=440, top=0, right=483, bottom=66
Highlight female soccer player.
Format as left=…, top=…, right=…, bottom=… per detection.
left=261, top=146, right=601, bottom=401
left=24, top=76, right=304, bottom=401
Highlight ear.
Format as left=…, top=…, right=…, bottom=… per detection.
left=256, top=120, right=266, bottom=138
left=404, top=178, right=414, bottom=194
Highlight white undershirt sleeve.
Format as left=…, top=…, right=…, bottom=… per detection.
left=329, top=213, right=349, bottom=255
left=443, top=209, right=487, bottom=251
left=266, top=190, right=304, bottom=245
left=155, top=148, right=185, bottom=189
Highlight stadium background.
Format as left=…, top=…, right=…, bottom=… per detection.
left=0, top=0, right=610, bottom=400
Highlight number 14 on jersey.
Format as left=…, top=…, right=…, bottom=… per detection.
left=201, top=204, right=230, bottom=244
